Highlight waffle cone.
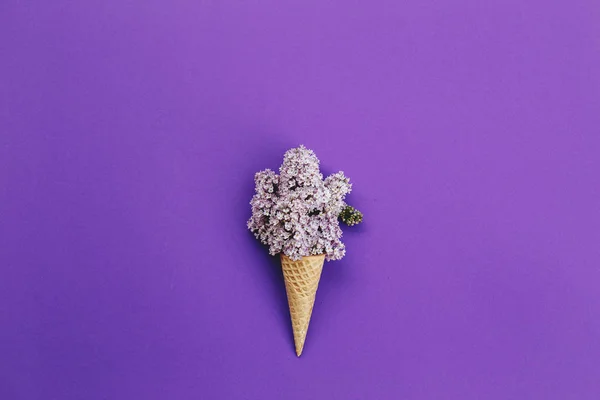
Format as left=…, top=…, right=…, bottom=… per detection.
left=280, top=253, right=325, bottom=356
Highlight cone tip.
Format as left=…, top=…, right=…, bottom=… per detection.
left=295, top=342, right=303, bottom=356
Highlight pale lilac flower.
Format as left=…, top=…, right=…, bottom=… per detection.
left=248, top=145, right=353, bottom=261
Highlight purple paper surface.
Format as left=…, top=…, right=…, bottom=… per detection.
left=1, top=1, right=599, bottom=399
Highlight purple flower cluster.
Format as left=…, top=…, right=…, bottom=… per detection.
left=248, top=146, right=352, bottom=261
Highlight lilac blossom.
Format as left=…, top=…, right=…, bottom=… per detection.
left=248, top=145, right=353, bottom=261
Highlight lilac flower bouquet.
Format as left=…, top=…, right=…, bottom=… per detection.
left=247, top=145, right=362, bottom=261
left=248, top=145, right=362, bottom=356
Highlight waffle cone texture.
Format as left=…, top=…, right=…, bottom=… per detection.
left=280, top=253, right=325, bottom=356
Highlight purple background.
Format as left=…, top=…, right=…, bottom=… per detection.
left=1, top=1, right=599, bottom=399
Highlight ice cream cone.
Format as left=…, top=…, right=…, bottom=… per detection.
left=280, top=253, right=325, bottom=356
